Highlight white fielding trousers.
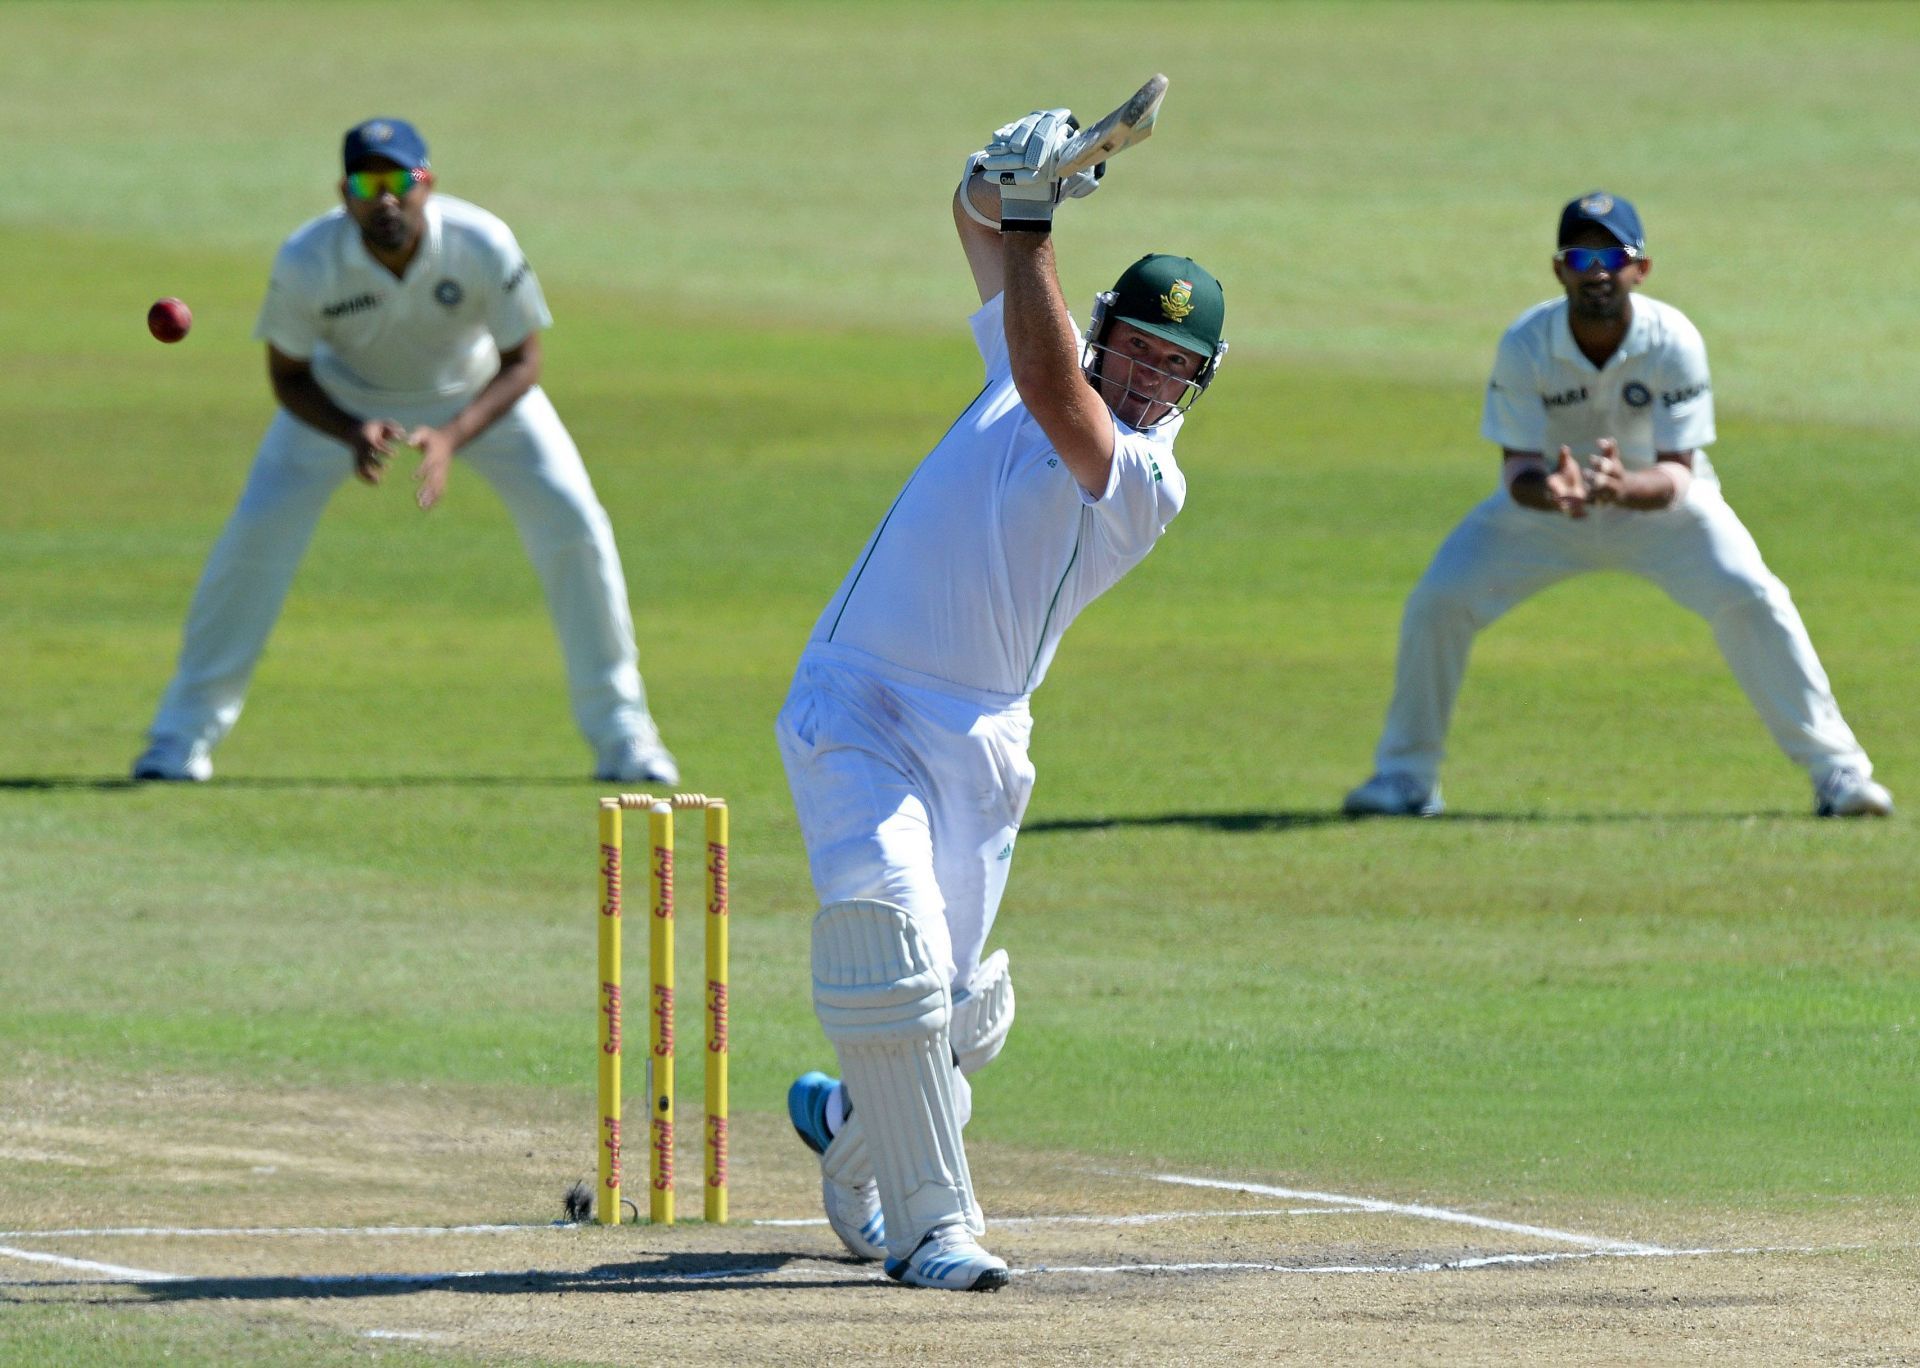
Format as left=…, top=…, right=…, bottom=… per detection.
left=1371, top=486, right=1871, bottom=787
left=146, top=386, right=653, bottom=756
left=776, top=647, right=1036, bottom=998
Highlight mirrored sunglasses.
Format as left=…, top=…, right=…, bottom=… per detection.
left=1555, top=245, right=1638, bottom=273
left=345, top=168, right=426, bottom=201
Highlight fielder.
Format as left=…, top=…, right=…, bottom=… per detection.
left=133, top=118, right=676, bottom=786
left=1345, top=192, right=1890, bottom=819
left=777, top=107, right=1227, bottom=1290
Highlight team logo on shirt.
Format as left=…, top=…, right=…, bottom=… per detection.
left=434, top=280, right=464, bottom=308
left=1623, top=382, right=1651, bottom=408
left=1542, top=385, right=1589, bottom=409
left=504, top=259, right=531, bottom=293
left=1160, top=279, right=1194, bottom=322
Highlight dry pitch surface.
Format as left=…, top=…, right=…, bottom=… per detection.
left=2, top=1073, right=1914, bottom=1365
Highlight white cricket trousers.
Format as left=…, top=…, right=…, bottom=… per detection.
left=1371, top=487, right=1872, bottom=787
left=776, top=644, right=1036, bottom=997
left=146, top=386, right=652, bottom=756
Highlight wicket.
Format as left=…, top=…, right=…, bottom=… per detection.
left=596, top=793, right=729, bottom=1226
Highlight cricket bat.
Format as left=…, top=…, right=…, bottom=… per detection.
left=1052, top=74, right=1169, bottom=179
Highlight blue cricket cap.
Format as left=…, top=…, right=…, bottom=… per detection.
left=342, top=118, right=430, bottom=172
left=1558, top=191, right=1644, bottom=251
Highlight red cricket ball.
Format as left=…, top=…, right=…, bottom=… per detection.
left=148, top=297, right=192, bottom=343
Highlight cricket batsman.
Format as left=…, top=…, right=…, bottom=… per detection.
left=776, top=98, right=1227, bottom=1290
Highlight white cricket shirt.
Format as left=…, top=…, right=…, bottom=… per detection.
left=1481, top=294, right=1718, bottom=486
left=253, top=195, right=553, bottom=414
left=807, top=293, right=1188, bottom=700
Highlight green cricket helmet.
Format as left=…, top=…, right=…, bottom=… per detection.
left=1083, top=254, right=1228, bottom=425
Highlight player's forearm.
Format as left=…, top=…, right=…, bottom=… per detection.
left=956, top=165, right=1003, bottom=233
left=1613, top=463, right=1689, bottom=510
left=1001, top=234, right=1081, bottom=395
left=443, top=351, right=539, bottom=448
left=1003, top=234, right=1113, bottom=491
left=270, top=367, right=365, bottom=447
left=954, top=162, right=1008, bottom=305
left=1506, top=468, right=1560, bottom=512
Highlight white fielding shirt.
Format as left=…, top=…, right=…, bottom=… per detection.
left=253, top=195, right=553, bottom=414
left=807, top=293, right=1187, bottom=699
left=1481, top=294, right=1718, bottom=487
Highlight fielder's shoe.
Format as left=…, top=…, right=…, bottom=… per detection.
left=593, top=733, right=680, bottom=787
left=1814, top=767, right=1893, bottom=818
left=1342, top=772, right=1443, bottom=817
left=131, top=736, right=213, bottom=783
left=788, top=1071, right=886, bottom=1260
left=885, top=1221, right=1009, bottom=1292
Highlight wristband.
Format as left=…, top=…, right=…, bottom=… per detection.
left=956, top=152, right=1001, bottom=231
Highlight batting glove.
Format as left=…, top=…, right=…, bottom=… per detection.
left=980, top=108, right=1075, bottom=231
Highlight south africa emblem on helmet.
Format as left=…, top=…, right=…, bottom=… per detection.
left=1160, top=279, right=1194, bottom=323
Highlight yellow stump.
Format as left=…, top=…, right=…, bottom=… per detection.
left=704, top=802, right=730, bottom=1224
left=648, top=802, right=675, bottom=1226
left=596, top=793, right=729, bottom=1228
left=595, top=802, right=623, bottom=1224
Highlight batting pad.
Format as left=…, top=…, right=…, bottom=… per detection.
left=813, top=899, right=977, bottom=1256
left=821, top=1068, right=983, bottom=1237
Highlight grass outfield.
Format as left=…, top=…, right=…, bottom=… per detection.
left=2, top=2, right=1916, bottom=1362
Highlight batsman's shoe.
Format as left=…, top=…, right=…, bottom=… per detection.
left=1342, top=772, right=1443, bottom=817
left=1815, top=767, right=1893, bottom=818
left=788, top=1071, right=886, bottom=1260
left=131, top=736, right=213, bottom=783
left=819, top=1172, right=886, bottom=1261
left=788, top=1070, right=838, bottom=1155
left=885, top=1222, right=1009, bottom=1292
left=593, top=734, right=679, bottom=786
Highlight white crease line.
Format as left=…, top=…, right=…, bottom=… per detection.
left=0, top=1211, right=1354, bottom=1241
left=752, top=1207, right=1351, bottom=1230
left=1015, top=1246, right=1796, bottom=1277
left=0, top=1244, right=181, bottom=1283
left=1007, top=1207, right=1357, bottom=1228
left=1147, top=1173, right=1666, bottom=1253
left=363, top=1330, right=449, bottom=1342
left=0, top=1223, right=550, bottom=1240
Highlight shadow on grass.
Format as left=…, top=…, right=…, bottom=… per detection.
left=0, top=775, right=593, bottom=792
left=4, top=781, right=1804, bottom=825
left=1026, top=810, right=1347, bottom=834
left=1022, top=808, right=1798, bottom=833
left=56, top=1251, right=875, bottom=1302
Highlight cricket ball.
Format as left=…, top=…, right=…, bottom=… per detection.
left=148, top=297, right=192, bottom=344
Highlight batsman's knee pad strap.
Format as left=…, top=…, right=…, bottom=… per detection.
left=812, top=899, right=950, bottom=1044
left=951, top=948, right=1015, bottom=1076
